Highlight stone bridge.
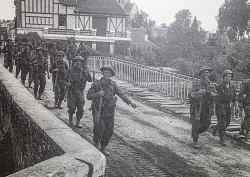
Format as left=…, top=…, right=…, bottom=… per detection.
left=0, top=64, right=106, bottom=177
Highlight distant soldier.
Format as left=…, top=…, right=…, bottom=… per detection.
left=52, top=51, right=69, bottom=108
left=190, top=66, right=216, bottom=148
left=48, top=42, right=57, bottom=66
left=77, top=42, right=89, bottom=60
left=240, top=79, right=250, bottom=140
left=87, top=66, right=137, bottom=153
left=3, top=39, right=14, bottom=72
left=33, top=47, right=49, bottom=99
left=14, top=42, right=22, bottom=78
left=20, top=43, right=33, bottom=86
left=27, top=45, right=37, bottom=88
left=66, top=39, right=77, bottom=67
left=67, top=56, right=92, bottom=127
left=213, top=70, right=235, bottom=146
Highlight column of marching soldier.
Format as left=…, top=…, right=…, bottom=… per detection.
left=1, top=38, right=137, bottom=154
left=190, top=67, right=250, bottom=148
left=2, top=38, right=250, bottom=152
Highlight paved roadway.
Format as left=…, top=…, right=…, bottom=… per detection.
left=41, top=77, right=250, bottom=177
left=3, top=55, right=250, bottom=177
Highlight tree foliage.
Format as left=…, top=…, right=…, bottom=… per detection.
left=165, top=10, right=207, bottom=61
left=131, top=10, right=156, bottom=39
left=217, top=0, right=249, bottom=41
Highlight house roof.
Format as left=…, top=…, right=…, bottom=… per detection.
left=76, top=0, right=127, bottom=16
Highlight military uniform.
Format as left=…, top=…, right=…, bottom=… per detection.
left=66, top=43, right=77, bottom=67
left=3, top=40, right=14, bottom=72
left=214, top=71, right=235, bottom=145
left=20, top=44, right=32, bottom=85
left=49, top=44, right=57, bottom=90
left=190, top=67, right=214, bottom=146
left=28, top=48, right=36, bottom=88
left=52, top=51, right=69, bottom=108
left=33, top=48, right=49, bottom=99
left=240, top=80, right=250, bottom=139
left=14, top=43, right=22, bottom=78
left=87, top=66, right=136, bottom=152
left=67, top=56, right=92, bottom=127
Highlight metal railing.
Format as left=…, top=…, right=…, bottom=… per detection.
left=88, top=56, right=244, bottom=122
left=88, top=56, right=196, bottom=103
left=47, top=28, right=96, bottom=36
left=106, top=31, right=128, bottom=38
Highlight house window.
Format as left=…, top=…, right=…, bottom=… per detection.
left=59, top=14, right=67, bottom=27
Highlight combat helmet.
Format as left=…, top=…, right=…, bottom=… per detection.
left=223, top=69, right=233, bottom=78
left=100, top=65, right=115, bottom=76
left=72, top=55, right=84, bottom=62
left=56, top=50, right=65, bottom=57
left=199, top=66, right=212, bottom=76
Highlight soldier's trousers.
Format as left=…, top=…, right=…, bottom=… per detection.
left=52, top=73, right=56, bottom=91
left=93, top=112, right=114, bottom=149
left=215, top=104, right=231, bottom=140
left=241, top=106, right=250, bottom=136
left=191, top=105, right=211, bottom=142
left=54, top=82, right=67, bottom=106
left=15, top=60, right=21, bottom=78
left=34, top=74, right=46, bottom=98
left=21, top=65, right=33, bottom=85
left=67, top=89, right=84, bottom=120
left=4, top=55, right=13, bottom=72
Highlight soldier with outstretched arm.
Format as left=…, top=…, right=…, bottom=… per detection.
left=190, top=66, right=216, bottom=148
left=87, top=66, right=137, bottom=153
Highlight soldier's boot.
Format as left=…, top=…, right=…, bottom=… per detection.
left=75, top=118, right=82, bottom=128
left=28, top=81, right=32, bottom=88
left=38, top=94, right=42, bottom=100
left=192, top=136, right=200, bottom=149
left=212, top=125, right=217, bottom=136
left=245, top=131, right=249, bottom=141
left=219, top=134, right=226, bottom=146
left=69, top=114, right=73, bottom=126
left=9, top=63, right=13, bottom=73
left=57, top=100, right=63, bottom=109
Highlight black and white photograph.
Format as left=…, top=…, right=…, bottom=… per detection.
left=1, top=0, right=250, bottom=176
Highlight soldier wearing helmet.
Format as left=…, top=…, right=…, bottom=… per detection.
left=66, top=38, right=77, bottom=68
left=240, top=79, right=250, bottom=140
left=50, top=50, right=65, bottom=91
left=32, top=47, right=49, bottom=99
left=87, top=65, right=137, bottom=153
left=190, top=66, right=216, bottom=148
left=66, top=56, right=92, bottom=127
left=213, top=69, right=235, bottom=146
left=52, top=51, right=69, bottom=109
left=3, top=38, right=14, bottom=72
left=20, top=42, right=33, bottom=86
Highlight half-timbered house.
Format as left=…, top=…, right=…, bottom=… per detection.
left=14, top=0, right=131, bottom=54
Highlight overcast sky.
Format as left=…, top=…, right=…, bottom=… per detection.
left=1, top=0, right=224, bottom=32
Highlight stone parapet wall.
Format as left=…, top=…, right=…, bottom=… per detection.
left=0, top=64, right=106, bottom=177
